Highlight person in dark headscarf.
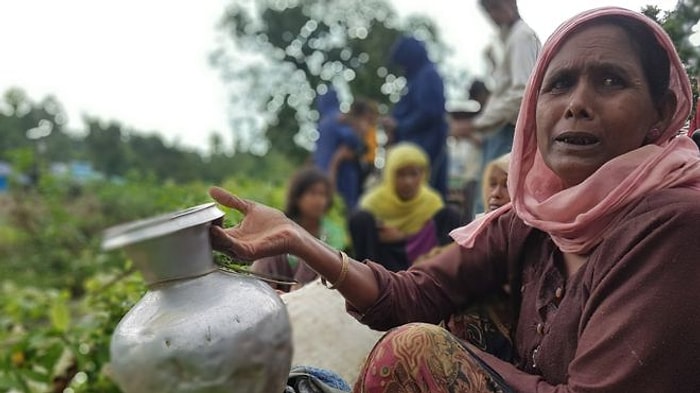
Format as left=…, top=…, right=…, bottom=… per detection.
left=381, top=36, right=449, bottom=199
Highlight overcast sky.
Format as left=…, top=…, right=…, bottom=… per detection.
left=0, top=1, right=681, bottom=152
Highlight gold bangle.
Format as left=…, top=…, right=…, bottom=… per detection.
left=328, top=251, right=349, bottom=290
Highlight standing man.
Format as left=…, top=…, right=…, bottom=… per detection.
left=382, top=36, right=449, bottom=199
left=451, top=0, right=541, bottom=214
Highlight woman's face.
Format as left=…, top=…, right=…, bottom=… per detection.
left=296, top=181, right=329, bottom=221
left=536, top=24, right=662, bottom=188
left=394, top=165, right=424, bottom=201
left=487, top=167, right=509, bottom=212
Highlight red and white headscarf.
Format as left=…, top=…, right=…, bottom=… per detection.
left=451, top=7, right=700, bottom=254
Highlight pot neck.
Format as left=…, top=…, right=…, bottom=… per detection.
left=124, top=223, right=218, bottom=286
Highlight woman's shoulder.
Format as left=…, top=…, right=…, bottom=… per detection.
left=608, top=188, right=700, bottom=247
left=586, top=188, right=700, bottom=293
left=630, top=188, right=700, bottom=223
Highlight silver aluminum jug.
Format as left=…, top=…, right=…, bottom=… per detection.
left=102, top=203, right=292, bottom=393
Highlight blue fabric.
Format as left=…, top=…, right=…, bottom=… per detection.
left=314, top=89, right=342, bottom=171
left=293, top=366, right=351, bottom=392
left=335, top=153, right=361, bottom=210
left=390, top=36, right=448, bottom=198
left=313, top=89, right=363, bottom=211
left=316, top=88, right=340, bottom=115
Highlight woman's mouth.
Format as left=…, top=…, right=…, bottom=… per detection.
left=555, top=132, right=599, bottom=145
left=553, top=132, right=600, bottom=150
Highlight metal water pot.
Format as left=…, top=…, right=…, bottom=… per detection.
left=102, top=203, right=292, bottom=393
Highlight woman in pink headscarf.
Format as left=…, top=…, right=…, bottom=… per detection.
left=208, top=7, right=700, bottom=392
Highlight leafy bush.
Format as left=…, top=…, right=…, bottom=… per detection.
left=0, top=268, right=145, bottom=393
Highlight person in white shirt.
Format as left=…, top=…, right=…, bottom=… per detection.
left=450, top=0, right=541, bottom=215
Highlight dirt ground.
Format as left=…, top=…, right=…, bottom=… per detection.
left=282, top=279, right=384, bottom=385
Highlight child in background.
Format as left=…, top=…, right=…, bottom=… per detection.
left=251, top=167, right=346, bottom=292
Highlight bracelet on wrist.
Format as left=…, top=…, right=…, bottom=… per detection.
left=322, top=250, right=349, bottom=290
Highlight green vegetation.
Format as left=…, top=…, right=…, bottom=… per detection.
left=0, top=177, right=186, bottom=391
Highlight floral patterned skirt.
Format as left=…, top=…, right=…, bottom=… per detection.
left=353, top=301, right=514, bottom=393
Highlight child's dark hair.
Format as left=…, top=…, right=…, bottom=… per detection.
left=349, top=98, right=379, bottom=118
left=284, top=166, right=334, bottom=220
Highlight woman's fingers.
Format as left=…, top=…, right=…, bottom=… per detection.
left=210, top=225, right=234, bottom=253
left=209, top=186, right=251, bottom=214
left=209, top=225, right=257, bottom=262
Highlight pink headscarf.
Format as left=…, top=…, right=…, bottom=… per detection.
left=451, top=7, right=700, bottom=254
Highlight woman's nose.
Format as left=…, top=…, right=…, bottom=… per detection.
left=565, top=83, right=594, bottom=120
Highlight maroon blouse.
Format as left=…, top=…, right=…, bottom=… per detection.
left=350, top=188, right=700, bottom=392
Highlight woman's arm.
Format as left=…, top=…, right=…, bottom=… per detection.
left=209, top=186, right=516, bottom=328
left=293, top=232, right=380, bottom=310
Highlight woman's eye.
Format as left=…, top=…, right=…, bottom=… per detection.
left=553, top=80, right=569, bottom=90
left=544, top=76, right=572, bottom=93
left=601, top=75, right=624, bottom=88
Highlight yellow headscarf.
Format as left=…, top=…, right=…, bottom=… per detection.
left=360, top=143, right=444, bottom=235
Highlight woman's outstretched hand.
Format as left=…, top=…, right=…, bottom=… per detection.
left=210, top=186, right=382, bottom=311
left=208, top=186, right=302, bottom=262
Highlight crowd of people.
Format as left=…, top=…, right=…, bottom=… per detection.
left=266, top=0, right=536, bottom=277
left=209, top=1, right=700, bottom=392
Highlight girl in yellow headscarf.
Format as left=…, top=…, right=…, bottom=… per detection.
left=349, top=143, right=461, bottom=271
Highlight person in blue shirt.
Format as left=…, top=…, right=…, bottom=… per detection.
left=313, top=89, right=364, bottom=212
left=381, top=36, right=449, bottom=199
left=314, top=89, right=343, bottom=169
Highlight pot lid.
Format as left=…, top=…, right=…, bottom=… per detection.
left=102, top=202, right=225, bottom=251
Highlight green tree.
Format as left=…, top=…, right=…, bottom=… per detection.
left=83, top=117, right=131, bottom=178
left=0, top=89, right=75, bottom=165
left=208, top=131, right=225, bottom=156
left=212, top=0, right=448, bottom=164
left=642, top=1, right=700, bottom=95
left=82, top=117, right=207, bottom=183
left=125, top=132, right=204, bottom=183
